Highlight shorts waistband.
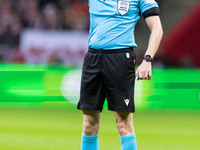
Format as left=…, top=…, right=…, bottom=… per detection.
left=88, top=47, right=134, bottom=53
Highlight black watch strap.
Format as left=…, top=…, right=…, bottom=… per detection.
left=143, top=55, right=153, bottom=62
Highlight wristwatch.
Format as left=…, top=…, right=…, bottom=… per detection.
left=143, top=55, right=153, bottom=62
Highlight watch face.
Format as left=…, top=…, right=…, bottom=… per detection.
left=144, top=55, right=152, bottom=62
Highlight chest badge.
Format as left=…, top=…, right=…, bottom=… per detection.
left=118, top=1, right=130, bottom=15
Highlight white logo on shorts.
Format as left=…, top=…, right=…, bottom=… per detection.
left=124, top=99, right=130, bottom=106
left=126, top=53, right=130, bottom=58
left=118, top=1, right=130, bottom=15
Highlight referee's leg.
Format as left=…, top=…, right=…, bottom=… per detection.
left=115, top=111, right=137, bottom=150
left=81, top=110, right=101, bottom=150
left=82, top=110, right=101, bottom=136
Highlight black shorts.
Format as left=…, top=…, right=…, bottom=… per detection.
left=77, top=47, right=136, bottom=112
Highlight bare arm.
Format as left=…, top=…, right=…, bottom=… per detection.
left=136, top=16, right=163, bottom=80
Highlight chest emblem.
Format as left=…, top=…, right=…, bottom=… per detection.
left=118, top=1, right=130, bottom=15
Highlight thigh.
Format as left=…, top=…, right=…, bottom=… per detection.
left=83, top=110, right=102, bottom=124
left=103, top=50, right=136, bottom=112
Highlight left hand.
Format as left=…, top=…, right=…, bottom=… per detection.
left=136, top=60, right=152, bottom=80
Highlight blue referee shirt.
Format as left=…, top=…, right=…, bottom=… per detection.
left=88, top=0, right=159, bottom=50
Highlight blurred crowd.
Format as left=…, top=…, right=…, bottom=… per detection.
left=0, top=0, right=89, bottom=46
left=0, top=0, right=89, bottom=63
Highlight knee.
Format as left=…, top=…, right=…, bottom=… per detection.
left=116, top=120, right=128, bottom=136
left=116, top=117, right=134, bottom=136
left=83, top=120, right=100, bottom=136
left=82, top=110, right=101, bottom=136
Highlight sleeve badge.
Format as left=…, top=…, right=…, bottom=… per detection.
left=145, top=0, right=155, bottom=4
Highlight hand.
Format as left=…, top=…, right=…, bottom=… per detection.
left=136, top=60, right=152, bottom=80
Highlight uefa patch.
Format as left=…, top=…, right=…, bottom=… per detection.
left=145, top=0, right=155, bottom=4
left=118, top=1, right=130, bottom=15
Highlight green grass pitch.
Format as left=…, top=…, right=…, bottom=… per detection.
left=0, top=107, right=199, bottom=150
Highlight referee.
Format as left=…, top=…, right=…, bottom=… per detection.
left=77, top=0, right=163, bottom=150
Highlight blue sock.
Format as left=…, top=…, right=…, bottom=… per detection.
left=81, top=134, right=99, bottom=150
left=120, top=133, right=137, bottom=150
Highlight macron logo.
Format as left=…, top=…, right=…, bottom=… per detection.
left=124, top=99, right=130, bottom=106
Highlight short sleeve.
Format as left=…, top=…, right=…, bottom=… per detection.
left=139, top=0, right=160, bottom=19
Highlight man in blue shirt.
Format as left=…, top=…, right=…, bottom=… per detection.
left=77, top=0, right=163, bottom=149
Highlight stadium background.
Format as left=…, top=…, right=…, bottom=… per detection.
left=0, top=0, right=199, bottom=150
